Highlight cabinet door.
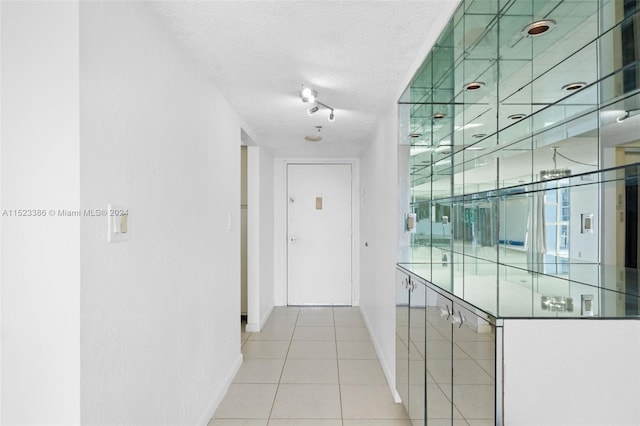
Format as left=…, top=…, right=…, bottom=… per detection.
left=452, top=303, right=496, bottom=424
left=425, top=286, right=454, bottom=424
left=396, top=268, right=410, bottom=411
left=408, top=280, right=426, bottom=425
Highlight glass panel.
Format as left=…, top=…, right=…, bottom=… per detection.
left=395, top=269, right=409, bottom=410
left=452, top=304, right=496, bottom=424
left=425, top=287, right=453, bottom=424
left=408, top=282, right=426, bottom=424
left=398, top=0, right=640, bottom=320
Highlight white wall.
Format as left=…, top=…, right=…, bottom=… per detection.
left=79, top=2, right=241, bottom=424
left=503, top=319, right=640, bottom=426
left=247, top=146, right=275, bottom=331
left=359, top=105, right=400, bottom=399
left=1, top=2, right=81, bottom=424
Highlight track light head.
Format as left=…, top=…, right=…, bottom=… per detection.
left=300, top=86, right=317, bottom=103
left=299, top=84, right=335, bottom=122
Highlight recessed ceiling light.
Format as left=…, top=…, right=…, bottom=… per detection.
left=410, top=133, right=422, bottom=138
left=522, top=20, right=556, bottom=37
left=508, top=113, right=527, bottom=121
left=562, top=82, right=587, bottom=91
left=472, top=133, right=487, bottom=139
left=432, top=112, right=446, bottom=120
left=304, top=135, right=322, bottom=142
left=464, top=81, right=485, bottom=91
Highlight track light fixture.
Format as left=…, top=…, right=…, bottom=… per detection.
left=300, top=86, right=317, bottom=103
left=299, top=84, right=336, bottom=122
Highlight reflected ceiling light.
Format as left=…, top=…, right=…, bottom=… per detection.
left=540, top=147, right=571, bottom=180
left=410, top=133, right=422, bottom=138
left=455, top=123, right=483, bottom=131
left=432, top=112, right=446, bottom=120
left=508, top=113, right=527, bottom=121
left=522, top=19, right=556, bottom=37
left=472, top=133, right=487, bottom=139
left=466, top=146, right=486, bottom=151
left=411, top=147, right=432, bottom=156
left=299, top=84, right=336, bottom=122
left=464, top=81, right=485, bottom=91
left=562, top=82, right=587, bottom=92
left=300, top=86, right=317, bottom=103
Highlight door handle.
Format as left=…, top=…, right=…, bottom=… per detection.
left=439, top=305, right=451, bottom=319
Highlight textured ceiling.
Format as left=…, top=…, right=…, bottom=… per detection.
left=148, top=1, right=458, bottom=157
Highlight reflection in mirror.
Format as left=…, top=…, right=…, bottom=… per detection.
left=398, top=0, right=640, bottom=318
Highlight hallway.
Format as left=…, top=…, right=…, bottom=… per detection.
left=209, top=307, right=409, bottom=425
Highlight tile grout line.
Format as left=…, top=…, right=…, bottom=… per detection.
left=265, top=307, right=300, bottom=424
left=332, top=306, right=346, bottom=426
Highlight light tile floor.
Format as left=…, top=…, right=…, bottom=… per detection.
left=209, top=306, right=411, bottom=426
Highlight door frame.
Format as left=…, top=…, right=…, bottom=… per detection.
left=273, top=158, right=360, bottom=306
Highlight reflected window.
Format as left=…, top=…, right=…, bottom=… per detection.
left=544, top=182, right=570, bottom=274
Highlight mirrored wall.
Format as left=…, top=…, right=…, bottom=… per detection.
left=399, top=0, right=640, bottom=318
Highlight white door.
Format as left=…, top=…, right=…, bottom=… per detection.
left=287, top=163, right=352, bottom=305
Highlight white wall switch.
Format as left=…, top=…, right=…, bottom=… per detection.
left=108, top=205, right=130, bottom=243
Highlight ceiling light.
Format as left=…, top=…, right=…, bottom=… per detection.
left=464, top=81, right=485, bottom=91
left=410, top=133, right=422, bottom=138
left=522, top=20, right=556, bottom=37
left=540, top=147, right=571, bottom=180
left=472, top=133, right=487, bottom=139
left=300, top=86, right=317, bottom=103
left=432, top=112, right=446, bottom=120
left=411, top=147, right=432, bottom=156
left=455, top=123, right=484, bottom=131
left=562, top=82, right=587, bottom=92
left=466, top=146, right=486, bottom=151
left=508, top=113, right=527, bottom=121
left=299, top=84, right=336, bottom=122
left=305, top=125, right=322, bottom=142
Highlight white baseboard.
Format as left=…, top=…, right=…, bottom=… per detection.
left=246, top=304, right=275, bottom=332
left=260, top=304, right=274, bottom=329
left=195, top=352, right=243, bottom=426
left=359, top=307, right=401, bottom=403
left=245, top=323, right=260, bottom=332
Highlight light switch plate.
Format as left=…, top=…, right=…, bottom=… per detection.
left=108, top=205, right=130, bottom=243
